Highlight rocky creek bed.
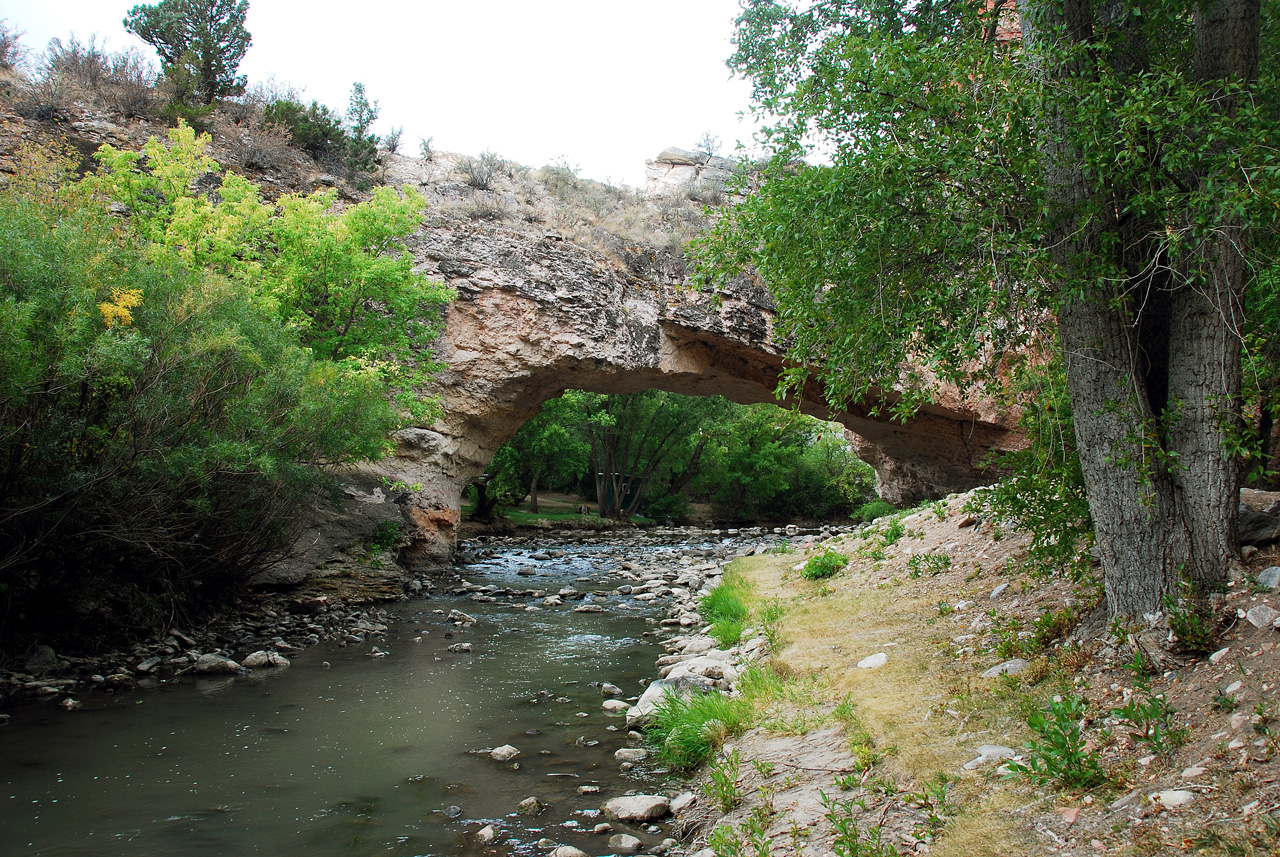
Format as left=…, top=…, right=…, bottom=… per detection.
left=0, top=526, right=848, bottom=856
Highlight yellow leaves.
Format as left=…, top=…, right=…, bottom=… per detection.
left=99, top=288, right=143, bottom=328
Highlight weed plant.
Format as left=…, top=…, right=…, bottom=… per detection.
left=703, top=749, right=744, bottom=811
left=802, top=550, right=848, bottom=580
left=1005, top=695, right=1106, bottom=789
left=821, top=792, right=897, bottom=857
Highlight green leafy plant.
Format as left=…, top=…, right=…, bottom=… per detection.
left=821, top=791, right=897, bottom=857
left=704, top=749, right=744, bottom=812
left=1164, top=579, right=1216, bottom=654
left=1112, top=682, right=1189, bottom=755
left=802, top=549, right=848, bottom=580
left=856, top=499, right=895, bottom=522
left=907, top=552, right=952, bottom=578
left=882, top=519, right=906, bottom=545
left=1005, top=696, right=1106, bottom=789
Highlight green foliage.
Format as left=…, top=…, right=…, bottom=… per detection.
left=702, top=574, right=750, bottom=648
left=1112, top=687, right=1189, bottom=755
left=698, top=0, right=1280, bottom=620
left=703, top=749, right=744, bottom=812
left=802, top=549, right=848, bottom=580
left=971, top=359, right=1094, bottom=580
left=1005, top=696, right=1106, bottom=789
left=88, top=123, right=451, bottom=423
left=820, top=791, right=896, bottom=857
left=1163, top=579, right=1217, bottom=655
left=124, top=0, right=250, bottom=104
left=856, top=500, right=895, bottom=522
left=0, top=141, right=414, bottom=645
left=343, top=82, right=380, bottom=177
left=646, top=688, right=754, bottom=771
left=906, top=552, right=951, bottom=579
left=263, top=97, right=348, bottom=159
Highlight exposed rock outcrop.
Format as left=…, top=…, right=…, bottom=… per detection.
left=351, top=193, right=1023, bottom=570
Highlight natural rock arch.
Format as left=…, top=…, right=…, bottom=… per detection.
left=351, top=219, right=1024, bottom=569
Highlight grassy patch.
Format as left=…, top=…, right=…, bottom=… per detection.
left=701, top=571, right=750, bottom=648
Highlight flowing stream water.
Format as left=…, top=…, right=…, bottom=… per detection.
left=0, top=537, right=721, bottom=857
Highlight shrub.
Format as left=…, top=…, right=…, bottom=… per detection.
left=1004, top=696, right=1106, bottom=789
left=458, top=150, right=506, bottom=190
left=856, top=499, right=896, bottom=522
left=802, top=549, right=848, bottom=580
left=0, top=19, right=28, bottom=70
left=263, top=97, right=348, bottom=159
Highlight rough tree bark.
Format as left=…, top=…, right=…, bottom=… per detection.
left=1024, top=0, right=1258, bottom=618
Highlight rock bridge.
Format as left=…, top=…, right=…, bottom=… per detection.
left=352, top=219, right=1023, bottom=568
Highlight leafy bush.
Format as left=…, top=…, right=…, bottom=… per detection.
left=263, top=97, right=348, bottom=159
left=0, top=133, right=450, bottom=648
left=802, top=550, right=848, bottom=580
left=856, top=499, right=896, bottom=522
left=1004, top=696, right=1106, bottom=789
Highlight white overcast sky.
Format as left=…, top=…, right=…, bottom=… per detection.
left=6, top=0, right=762, bottom=186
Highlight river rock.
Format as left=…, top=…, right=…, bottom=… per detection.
left=670, top=792, right=696, bottom=813
left=1257, top=566, right=1280, bottom=591
left=447, top=642, right=473, bottom=653
left=981, top=658, right=1029, bottom=678
left=626, top=675, right=715, bottom=727
left=447, top=609, right=476, bottom=624
left=608, top=833, right=643, bottom=853
left=600, top=682, right=624, bottom=698
left=476, top=824, right=498, bottom=844
left=603, top=794, right=670, bottom=822
left=242, top=650, right=289, bottom=668
left=548, top=848, right=587, bottom=857
left=516, top=796, right=544, bottom=816
left=195, top=654, right=245, bottom=675
left=856, top=653, right=888, bottom=669
left=135, top=656, right=162, bottom=674
left=573, top=604, right=604, bottom=613
left=614, top=747, right=649, bottom=763
left=24, top=645, right=58, bottom=674
left=602, top=699, right=630, bottom=713
left=490, top=744, right=521, bottom=761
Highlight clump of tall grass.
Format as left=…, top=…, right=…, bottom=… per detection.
left=700, top=570, right=750, bottom=648
left=647, top=689, right=755, bottom=771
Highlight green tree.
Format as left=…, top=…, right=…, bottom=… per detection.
left=344, top=81, right=380, bottom=176
left=89, top=123, right=452, bottom=422
left=698, top=0, right=1278, bottom=619
left=0, top=144, right=401, bottom=645
left=124, top=0, right=250, bottom=104
left=486, top=393, right=591, bottom=515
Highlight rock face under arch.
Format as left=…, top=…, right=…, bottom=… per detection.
left=350, top=219, right=1024, bottom=569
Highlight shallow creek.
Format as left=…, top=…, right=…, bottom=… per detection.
left=0, top=537, right=732, bottom=857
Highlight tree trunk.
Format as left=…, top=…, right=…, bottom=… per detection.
left=529, top=472, right=541, bottom=514
left=1024, top=0, right=1256, bottom=618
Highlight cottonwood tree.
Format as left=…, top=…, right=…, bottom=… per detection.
left=124, top=0, right=250, bottom=103
left=697, top=0, right=1278, bottom=618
